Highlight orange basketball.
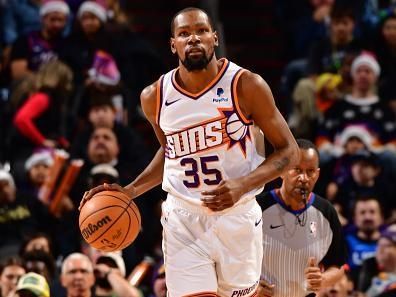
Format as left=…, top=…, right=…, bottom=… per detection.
left=79, top=190, right=141, bottom=252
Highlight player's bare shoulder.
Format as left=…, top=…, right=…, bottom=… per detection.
left=238, top=70, right=271, bottom=96
left=237, top=70, right=275, bottom=118
left=140, top=80, right=160, bottom=123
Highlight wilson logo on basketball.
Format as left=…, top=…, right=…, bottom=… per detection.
left=81, top=215, right=112, bottom=240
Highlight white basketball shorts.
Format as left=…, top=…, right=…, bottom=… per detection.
left=161, top=194, right=263, bottom=297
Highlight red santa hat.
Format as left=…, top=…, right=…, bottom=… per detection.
left=40, top=0, right=70, bottom=17
left=78, top=0, right=107, bottom=22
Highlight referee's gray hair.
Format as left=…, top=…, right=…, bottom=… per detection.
left=61, top=253, right=93, bottom=275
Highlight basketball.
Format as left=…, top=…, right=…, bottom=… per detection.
left=226, top=113, right=247, bottom=141
left=79, top=190, right=141, bottom=252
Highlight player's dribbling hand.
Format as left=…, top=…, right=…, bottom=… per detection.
left=304, top=257, right=322, bottom=292
left=257, top=279, right=275, bottom=297
left=79, top=183, right=135, bottom=211
left=201, top=179, right=243, bottom=211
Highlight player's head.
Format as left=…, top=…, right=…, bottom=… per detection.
left=281, top=139, right=320, bottom=200
left=170, top=7, right=218, bottom=71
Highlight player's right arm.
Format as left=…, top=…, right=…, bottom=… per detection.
left=79, top=81, right=166, bottom=209
left=124, top=81, right=167, bottom=198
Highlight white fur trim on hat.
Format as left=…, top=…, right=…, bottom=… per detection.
left=78, top=1, right=107, bottom=22
left=40, top=0, right=70, bottom=16
left=90, top=164, right=119, bottom=178
left=0, top=169, right=15, bottom=189
left=25, top=151, right=53, bottom=172
left=351, top=54, right=381, bottom=77
left=337, top=125, right=373, bottom=149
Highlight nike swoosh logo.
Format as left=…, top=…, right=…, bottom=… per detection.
left=255, top=218, right=262, bottom=227
left=270, top=224, right=284, bottom=229
left=165, top=98, right=181, bottom=106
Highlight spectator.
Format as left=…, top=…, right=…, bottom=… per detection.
left=10, top=60, right=72, bottom=180
left=15, top=272, right=50, bottom=297
left=22, top=250, right=56, bottom=285
left=373, top=11, right=396, bottom=112
left=0, top=169, right=48, bottom=258
left=315, top=52, right=396, bottom=193
left=73, top=127, right=143, bottom=189
left=60, top=0, right=115, bottom=85
left=20, top=151, right=53, bottom=196
left=70, top=94, right=149, bottom=173
left=19, top=233, right=54, bottom=257
left=358, top=225, right=396, bottom=291
left=365, top=228, right=396, bottom=297
left=345, top=196, right=384, bottom=283
left=60, top=253, right=95, bottom=297
left=9, top=0, right=70, bottom=81
left=332, top=149, right=392, bottom=220
left=94, top=252, right=142, bottom=297
left=306, top=5, right=362, bottom=76
left=275, top=0, right=334, bottom=60
left=316, top=53, right=396, bottom=155
left=0, top=256, right=26, bottom=297
left=289, top=4, right=362, bottom=139
left=327, top=128, right=371, bottom=201
left=149, top=261, right=166, bottom=297
left=1, top=0, right=41, bottom=47
left=317, top=271, right=355, bottom=297
left=88, top=163, right=119, bottom=187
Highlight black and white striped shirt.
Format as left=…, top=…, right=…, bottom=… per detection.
left=257, top=190, right=345, bottom=297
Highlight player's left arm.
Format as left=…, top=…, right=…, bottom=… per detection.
left=237, top=71, right=299, bottom=190
left=202, top=71, right=299, bottom=211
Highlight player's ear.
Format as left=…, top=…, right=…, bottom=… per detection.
left=213, top=31, right=219, bottom=47
left=170, top=38, right=176, bottom=54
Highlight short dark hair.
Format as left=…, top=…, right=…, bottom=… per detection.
left=170, top=7, right=215, bottom=37
left=296, top=138, right=319, bottom=158
left=330, top=4, right=356, bottom=21
left=352, top=195, right=383, bottom=217
left=19, top=232, right=54, bottom=257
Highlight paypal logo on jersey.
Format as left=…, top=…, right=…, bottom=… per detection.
left=213, top=87, right=228, bottom=103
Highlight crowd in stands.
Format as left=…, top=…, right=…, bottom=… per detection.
left=0, top=0, right=395, bottom=296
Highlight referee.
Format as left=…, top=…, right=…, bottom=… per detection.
left=257, top=139, right=346, bottom=297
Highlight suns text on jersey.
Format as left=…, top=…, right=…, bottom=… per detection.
left=165, top=117, right=227, bottom=159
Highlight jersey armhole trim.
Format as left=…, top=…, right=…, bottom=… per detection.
left=156, top=75, right=164, bottom=125
left=231, top=69, right=252, bottom=125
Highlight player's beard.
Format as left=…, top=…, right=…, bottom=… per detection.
left=181, top=48, right=214, bottom=71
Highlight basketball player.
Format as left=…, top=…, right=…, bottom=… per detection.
left=257, top=139, right=345, bottom=297
left=81, top=7, right=299, bottom=297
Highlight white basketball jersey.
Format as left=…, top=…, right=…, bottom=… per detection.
left=157, top=58, right=265, bottom=205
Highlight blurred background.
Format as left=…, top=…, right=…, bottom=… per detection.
left=0, top=0, right=395, bottom=296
